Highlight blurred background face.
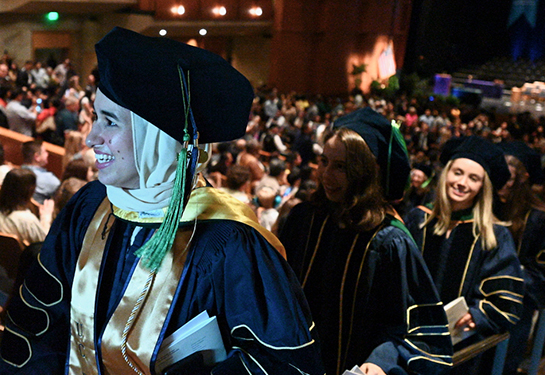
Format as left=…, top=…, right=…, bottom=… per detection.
left=497, top=164, right=516, bottom=203
left=410, top=169, right=427, bottom=189
left=317, top=135, right=348, bottom=203
left=0, top=64, right=7, bottom=78
left=446, top=158, right=485, bottom=211
left=36, top=144, right=49, bottom=167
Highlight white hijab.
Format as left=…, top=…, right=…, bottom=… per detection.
left=106, top=112, right=208, bottom=214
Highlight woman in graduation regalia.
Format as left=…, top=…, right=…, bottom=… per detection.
left=404, top=136, right=525, bottom=374
left=279, top=107, right=453, bottom=375
left=495, top=140, right=545, bottom=375
left=0, top=27, right=324, bottom=375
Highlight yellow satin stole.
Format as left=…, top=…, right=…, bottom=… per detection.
left=69, top=186, right=285, bottom=375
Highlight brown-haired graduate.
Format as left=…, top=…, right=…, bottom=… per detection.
left=0, top=27, right=324, bottom=374
left=279, top=107, right=453, bottom=375
left=405, top=136, right=525, bottom=375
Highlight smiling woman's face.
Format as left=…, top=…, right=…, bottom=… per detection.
left=86, top=89, right=139, bottom=189
left=446, top=158, right=485, bottom=211
left=317, top=135, right=348, bottom=203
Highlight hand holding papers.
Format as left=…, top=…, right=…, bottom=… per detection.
left=342, top=365, right=365, bottom=375
left=155, top=311, right=226, bottom=374
left=444, top=296, right=476, bottom=345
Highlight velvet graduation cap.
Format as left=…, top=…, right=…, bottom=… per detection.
left=440, top=136, right=511, bottom=190
left=95, top=27, right=254, bottom=144
left=95, top=27, right=254, bottom=271
left=333, top=107, right=410, bottom=201
left=499, top=140, right=545, bottom=185
left=413, top=162, right=433, bottom=178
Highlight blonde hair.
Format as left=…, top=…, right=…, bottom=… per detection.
left=423, top=159, right=499, bottom=250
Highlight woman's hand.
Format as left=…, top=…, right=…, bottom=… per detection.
left=455, top=312, right=476, bottom=331
left=359, top=363, right=386, bottom=375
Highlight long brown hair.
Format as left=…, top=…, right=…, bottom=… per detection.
left=497, top=155, right=545, bottom=243
left=313, top=127, right=386, bottom=231
left=0, top=168, right=37, bottom=215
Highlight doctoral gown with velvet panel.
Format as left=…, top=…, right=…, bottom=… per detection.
left=279, top=201, right=453, bottom=375
left=404, top=206, right=525, bottom=341
left=517, top=208, right=545, bottom=310
left=0, top=180, right=324, bottom=375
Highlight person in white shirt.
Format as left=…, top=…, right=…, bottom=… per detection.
left=6, top=88, right=37, bottom=136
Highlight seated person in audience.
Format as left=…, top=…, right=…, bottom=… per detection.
left=54, top=95, right=81, bottom=145
left=53, top=177, right=87, bottom=219
left=260, top=123, right=287, bottom=156
left=494, top=141, right=545, bottom=375
left=237, top=138, right=265, bottom=191
left=255, top=186, right=279, bottom=231
left=61, top=158, right=93, bottom=183
left=280, top=107, right=453, bottom=375
left=62, top=130, right=88, bottom=169
left=206, top=143, right=233, bottom=187
left=21, top=139, right=61, bottom=204
left=5, top=87, right=37, bottom=137
left=0, top=168, right=54, bottom=245
left=52, top=159, right=93, bottom=218
left=255, top=157, right=288, bottom=198
left=218, top=164, right=252, bottom=204
left=35, top=97, right=63, bottom=146
left=272, top=179, right=317, bottom=236
left=405, top=136, right=524, bottom=375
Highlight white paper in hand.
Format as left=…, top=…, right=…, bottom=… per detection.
left=444, top=296, right=476, bottom=345
left=155, top=311, right=226, bottom=374
left=342, top=365, right=365, bottom=375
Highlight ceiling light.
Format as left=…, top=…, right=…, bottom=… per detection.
left=213, top=6, right=227, bottom=16
left=249, top=7, right=263, bottom=16
left=199, top=29, right=207, bottom=36
left=171, top=5, right=185, bottom=15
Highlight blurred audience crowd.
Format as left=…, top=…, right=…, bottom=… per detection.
left=0, top=50, right=545, bottom=374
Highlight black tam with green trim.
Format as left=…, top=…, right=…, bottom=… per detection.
left=95, top=26, right=254, bottom=144
left=333, top=107, right=410, bottom=201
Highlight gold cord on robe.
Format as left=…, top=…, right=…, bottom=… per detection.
left=68, top=184, right=285, bottom=374
left=69, top=199, right=190, bottom=375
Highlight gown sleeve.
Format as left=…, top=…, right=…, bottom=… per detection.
left=466, top=225, right=525, bottom=335
left=157, top=220, right=325, bottom=375
left=519, top=209, right=545, bottom=309
left=219, top=226, right=324, bottom=374
left=0, top=180, right=107, bottom=373
left=364, top=224, right=453, bottom=375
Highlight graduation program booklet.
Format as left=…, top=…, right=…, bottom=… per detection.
left=155, top=311, right=226, bottom=374
left=444, top=296, right=476, bottom=345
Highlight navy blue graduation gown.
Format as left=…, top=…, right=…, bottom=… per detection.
left=404, top=206, right=525, bottom=339
left=517, top=208, right=545, bottom=310
left=0, top=180, right=324, bottom=374
left=279, top=202, right=453, bottom=375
